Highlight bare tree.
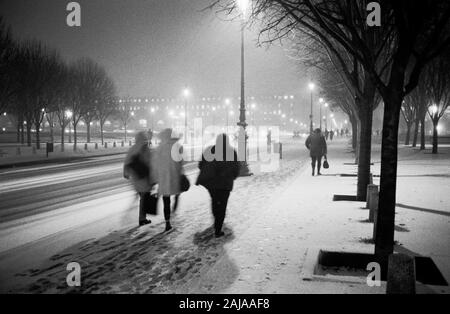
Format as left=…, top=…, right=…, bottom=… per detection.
left=424, top=50, right=450, bottom=154
left=210, top=0, right=450, bottom=261
left=115, top=99, right=135, bottom=143
left=401, top=100, right=416, bottom=146
left=12, top=40, right=62, bottom=148
left=0, top=17, right=15, bottom=116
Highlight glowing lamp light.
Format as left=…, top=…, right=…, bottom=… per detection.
left=237, top=0, right=249, bottom=15
left=308, top=83, right=315, bottom=91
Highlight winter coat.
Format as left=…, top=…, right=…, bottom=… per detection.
left=305, top=133, right=327, bottom=157
left=123, top=133, right=157, bottom=193
left=196, top=136, right=240, bottom=191
left=155, top=129, right=183, bottom=196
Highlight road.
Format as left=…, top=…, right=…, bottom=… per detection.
left=0, top=152, right=201, bottom=289
left=0, top=137, right=308, bottom=292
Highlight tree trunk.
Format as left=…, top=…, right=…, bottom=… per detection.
left=86, top=122, right=91, bottom=143
left=404, top=123, right=411, bottom=146
left=124, top=123, right=127, bottom=142
left=412, top=118, right=419, bottom=147
left=16, top=120, right=21, bottom=143
left=35, top=123, right=41, bottom=150
left=50, top=125, right=54, bottom=143
left=350, top=115, right=358, bottom=150
left=356, top=107, right=373, bottom=202
left=374, top=92, right=402, bottom=262
left=26, top=121, right=32, bottom=147
left=100, top=123, right=104, bottom=145
left=432, top=120, right=439, bottom=154
left=73, top=124, right=78, bottom=151
left=420, top=117, right=426, bottom=150
left=61, top=126, right=65, bottom=152
left=20, top=123, right=24, bottom=144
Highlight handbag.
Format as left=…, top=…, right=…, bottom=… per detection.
left=142, top=192, right=158, bottom=215
left=180, top=174, right=191, bottom=192
left=323, top=157, right=330, bottom=169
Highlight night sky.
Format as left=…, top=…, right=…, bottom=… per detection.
left=0, top=0, right=307, bottom=99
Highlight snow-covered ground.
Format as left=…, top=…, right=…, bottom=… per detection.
left=0, top=138, right=448, bottom=294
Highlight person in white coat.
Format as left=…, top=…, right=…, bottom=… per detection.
left=123, top=131, right=157, bottom=226
left=155, top=128, right=184, bottom=231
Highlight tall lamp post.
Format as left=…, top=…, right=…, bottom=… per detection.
left=236, top=0, right=252, bottom=176
left=183, top=87, right=190, bottom=144
left=308, top=83, right=315, bottom=133
left=324, top=103, right=329, bottom=130
left=319, top=98, right=324, bottom=130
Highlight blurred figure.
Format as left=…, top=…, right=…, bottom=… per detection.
left=324, top=129, right=329, bottom=141
left=329, top=130, right=335, bottom=141
left=305, top=129, right=328, bottom=176
left=123, top=131, right=157, bottom=226
left=197, top=134, right=240, bottom=238
left=156, top=128, right=184, bottom=232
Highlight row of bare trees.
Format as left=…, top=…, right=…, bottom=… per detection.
left=209, top=0, right=450, bottom=263
left=0, top=17, right=117, bottom=150
left=402, top=52, right=450, bottom=154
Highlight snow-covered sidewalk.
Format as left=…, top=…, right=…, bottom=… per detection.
left=187, top=142, right=450, bottom=294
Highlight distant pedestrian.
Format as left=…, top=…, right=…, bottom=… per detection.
left=155, top=128, right=184, bottom=232
left=305, top=129, right=328, bottom=176
left=330, top=130, right=335, bottom=141
left=345, top=128, right=350, bottom=137
left=325, top=129, right=329, bottom=141
left=196, top=134, right=240, bottom=238
left=123, top=131, right=158, bottom=226
left=267, top=130, right=272, bottom=153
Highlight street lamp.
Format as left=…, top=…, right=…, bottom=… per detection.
left=183, top=87, right=190, bottom=144
left=319, top=98, right=324, bottom=130
left=308, top=83, right=315, bottom=133
left=236, top=0, right=252, bottom=176
left=324, top=103, right=329, bottom=130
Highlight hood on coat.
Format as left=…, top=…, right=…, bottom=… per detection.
left=135, top=131, right=149, bottom=145
left=158, top=128, right=180, bottom=143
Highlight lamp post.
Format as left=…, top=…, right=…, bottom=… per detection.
left=308, top=83, right=315, bottom=133
left=319, top=98, right=324, bottom=130
left=183, top=88, right=190, bottom=144
left=236, top=0, right=252, bottom=176
left=324, top=102, right=329, bottom=130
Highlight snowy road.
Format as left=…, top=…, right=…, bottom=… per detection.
left=0, top=139, right=309, bottom=293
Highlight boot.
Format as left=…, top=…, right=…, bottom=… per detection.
left=165, top=221, right=172, bottom=232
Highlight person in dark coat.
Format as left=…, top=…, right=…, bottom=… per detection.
left=196, top=134, right=240, bottom=238
left=305, top=129, right=328, bottom=176
left=123, top=131, right=158, bottom=226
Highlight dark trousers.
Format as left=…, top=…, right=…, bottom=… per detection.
left=162, top=195, right=180, bottom=221
left=208, top=189, right=230, bottom=235
left=139, top=192, right=151, bottom=222
left=311, top=156, right=323, bottom=173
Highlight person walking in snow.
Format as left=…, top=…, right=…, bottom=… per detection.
left=196, top=134, right=240, bottom=238
left=305, top=128, right=328, bottom=176
left=123, top=131, right=158, bottom=226
left=155, top=128, right=184, bottom=232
